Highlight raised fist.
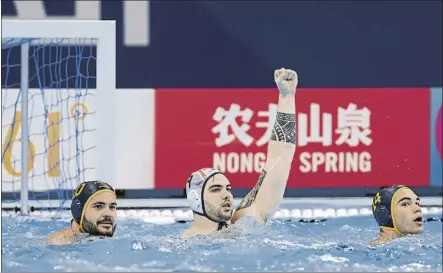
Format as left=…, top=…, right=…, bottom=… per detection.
left=274, top=68, right=298, bottom=96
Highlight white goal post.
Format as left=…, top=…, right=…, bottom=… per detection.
left=1, top=20, right=117, bottom=214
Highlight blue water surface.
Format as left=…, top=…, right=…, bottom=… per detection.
left=2, top=214, right=442, bottom=272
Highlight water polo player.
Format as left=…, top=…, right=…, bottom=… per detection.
left=182, top=68, right=298, bottom=237
left=370, top=185, right=424, bottom=244
left=48, top=181, right=118, bottom=244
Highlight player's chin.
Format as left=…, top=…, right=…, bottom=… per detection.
left=413, top=226, right=425, bottom=234
left=220, top=210, right=233, bottom=221
left=98, top=230, right=115, bottom=237
left=97, top=225, right=116, bottom=237
left=407, top=225, right=424, bottom=235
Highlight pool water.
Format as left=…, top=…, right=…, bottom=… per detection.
left=2, top=214, right=442, bottom=272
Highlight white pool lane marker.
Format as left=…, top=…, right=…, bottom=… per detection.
left=2, top=207, right=442, bottom=225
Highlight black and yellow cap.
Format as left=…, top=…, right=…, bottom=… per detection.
left=71, top=180, right=115, bottom=231
left=372, top=185, right=409, bottom=234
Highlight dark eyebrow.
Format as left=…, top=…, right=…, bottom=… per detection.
left=209, top=184, right=231, bottom=190
left=397, top=197, right=412, bottom=204
left=91, top=201, right=117, bottom=206
left=209, top=184, right=222, bottom=190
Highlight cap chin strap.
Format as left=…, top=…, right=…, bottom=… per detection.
left=380, top=225, right=401, bottom=235
left=217, top=222, right=229, bottom=231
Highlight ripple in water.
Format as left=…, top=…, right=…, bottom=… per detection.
left=2, top=215, right=442, bottom=272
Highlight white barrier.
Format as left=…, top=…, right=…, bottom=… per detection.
left=2, top=196, right=442, bottom=210
left=2, top=207, right=442, bottom=225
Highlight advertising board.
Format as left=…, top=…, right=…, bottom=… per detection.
left=154, top=88, right=431, bottom=189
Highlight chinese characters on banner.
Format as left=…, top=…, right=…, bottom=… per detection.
left=155, top=88, right=430, bottom=189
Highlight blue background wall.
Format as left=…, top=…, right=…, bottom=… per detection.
left=2, top=1, right=442, bottom=88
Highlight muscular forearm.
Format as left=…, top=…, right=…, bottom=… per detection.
left=267, top=94, right=296, bottom=161
left=255, top=92, right=296, bottom=219
left=251, top=94, right=296, bottom=221
left=276, top=94, right=296, bottom=115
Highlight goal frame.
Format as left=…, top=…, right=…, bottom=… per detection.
left=2, top=20, right=117, bottom=214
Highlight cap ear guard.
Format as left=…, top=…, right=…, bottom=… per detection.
left=185, top=171, right=206, bottom=215
left=71, top=198, right=84, bottom=225
left=187, top=185, right=203, bottom=213
left=372, top=201, right=394, bottom=228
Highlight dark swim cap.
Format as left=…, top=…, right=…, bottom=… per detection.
left=71, top=181, right=115, bottom=230
left=372, top=185, right=409, bottom=234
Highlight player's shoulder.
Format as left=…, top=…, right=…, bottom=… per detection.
left=231, top=206, right=258, bottom=223
left=47, top=228, right=74, bottom=244
left=368, top=238, right=387, bottom=245
left=180, top=227, right=197, bottom=238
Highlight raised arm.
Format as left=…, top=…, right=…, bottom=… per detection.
left=232, top=68, right=297, bottom=223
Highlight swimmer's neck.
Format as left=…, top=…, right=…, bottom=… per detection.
left=193, top=214, right=230, bottom=231
left=372, top=228, right=403, bottom=244
left=71, top=221, right=83, bottom=235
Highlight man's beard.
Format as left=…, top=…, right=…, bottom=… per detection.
left=204, top=201, right=232, bottom=222
left=82, top=218, right=116, bottom=237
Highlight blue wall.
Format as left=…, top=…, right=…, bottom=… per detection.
left=2, top=1, right=442, bottom=89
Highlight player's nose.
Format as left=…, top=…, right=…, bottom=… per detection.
left=222, top=190, right=231, bottom=200
left=413, top=204, right=421, bottom=213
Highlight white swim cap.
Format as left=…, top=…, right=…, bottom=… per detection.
left=185, top=168, right=224, bottom=217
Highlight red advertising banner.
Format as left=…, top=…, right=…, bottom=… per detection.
left=155, top=88, right=430, bottom=189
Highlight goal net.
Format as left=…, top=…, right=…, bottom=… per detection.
left=1, top=20, right=116, bottom=214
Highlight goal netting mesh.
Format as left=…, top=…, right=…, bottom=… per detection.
left=2, top=38, right=98, bottom=212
